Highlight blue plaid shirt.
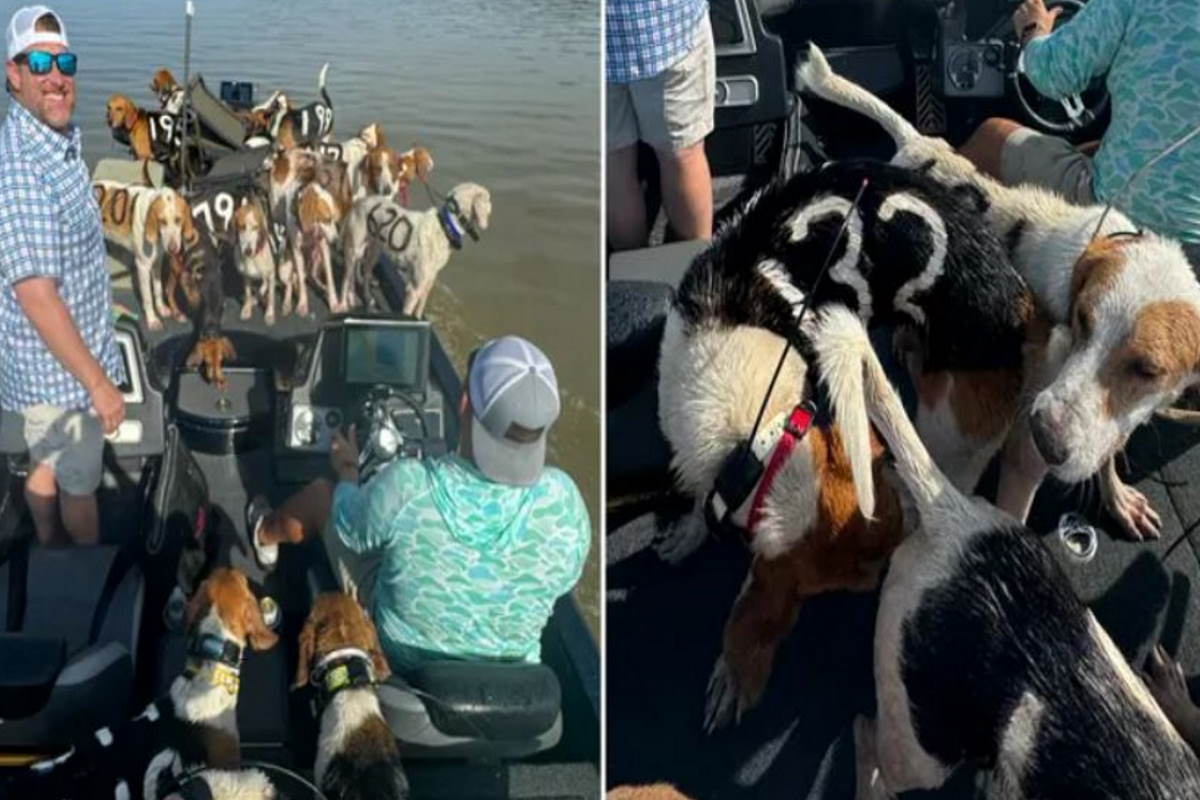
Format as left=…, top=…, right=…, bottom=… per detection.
left=606, top=0, right=709, bottom=83
left=0, top=101, right=123, bottom=411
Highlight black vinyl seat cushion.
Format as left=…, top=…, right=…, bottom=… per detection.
left=0, top=546, right=143, bottom=747
left=379, top=661, right=563, bottom=760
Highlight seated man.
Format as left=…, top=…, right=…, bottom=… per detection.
left=959, top=0, right=1200, bottom=250
left=248, top=335, right=591, bottom=673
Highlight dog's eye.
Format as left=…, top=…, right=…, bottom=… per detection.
left=1129, top=358, right=1162, bottom=380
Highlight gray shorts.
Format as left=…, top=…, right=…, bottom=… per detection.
left=607, top=15, right=716, bottom=152
left=1, top=405, right=104, bottom=494
left=1000, top=127, right=1096, bottom=204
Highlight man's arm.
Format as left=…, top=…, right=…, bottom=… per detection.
left=0, top=164, right=123, bottom=432
left=12, top=278, right=124, bottom=433
left=1020, top=0, right=1134, bottom=99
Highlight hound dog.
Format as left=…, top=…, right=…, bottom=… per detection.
left=232, top=200, right=283, bottom=324
left=798, top=43, right=1200, bottom=541
left=150, top=67, right=185, bottom=114
left=352, top=144, right=435, bottom=206
left=92, top=181, right=195, bottom=331
left=810, top=305, right=1200, bottom=800
left=315, top=122, right=386, bottom=185
left=178, top=218, right=236, bottom=391
left=4, top=568, right=280, bottom=800
left=656, top=159, right=1041, bottom=729
left=105, top=93, right=182, bottom=164
left=294, top=593, right=410, bottom=800
left=293, top=158, right=356, bottom=313
left=341, top=182, right=492, bottom=316
left=269, top=63, right=334, bottom=150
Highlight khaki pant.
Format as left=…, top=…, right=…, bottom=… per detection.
left=1000, top=127, right=1097, bottom=204
left=2, top=405, right=104, bottom=494
left=607, top=15, right=716, bottom=152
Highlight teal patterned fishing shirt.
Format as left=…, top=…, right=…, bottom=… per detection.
left=331, top=454, right=591, bottom=673
left=1023, top=0, right=1200, bottom=243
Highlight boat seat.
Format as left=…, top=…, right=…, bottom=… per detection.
left=379, top=661, right=562, bottom=760
left=0, top=544, right=143, bottom=748
left=606, top=279, right=675, bottom=498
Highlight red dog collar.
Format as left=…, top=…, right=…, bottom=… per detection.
left=746, top=403, right=816, bottom=538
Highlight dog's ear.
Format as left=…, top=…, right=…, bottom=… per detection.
left=363, top=612, right=391, bottom=682
left=179, top=198, right=197, bottom=243
left=144, top=196, right=163, bottom=247
left=184, top=582, right=210, bottom=630
left=123, top=99, right=139, bottom=130
left=293, top=615, right=316, bottom=689
left=243, top=594, right=279, bottom=652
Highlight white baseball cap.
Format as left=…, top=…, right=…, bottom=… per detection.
left=6, top=5, right=68, bottom=62
left=468, top=336, right=561, bottom=486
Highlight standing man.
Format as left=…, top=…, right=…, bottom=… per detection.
left=0, top=5, right=125, bottom=546
left=607, top=0, right=716, bottom=252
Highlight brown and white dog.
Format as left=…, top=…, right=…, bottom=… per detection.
left=341, top=182, right=491, bottom=317
left=294, top=159, right=355, bottom=313
left=150, top=67, right=184, bottom=114
left=798, top=43, right=1200, bottom=540
left=812, top=305, right=1200, bottom=800
left=92, top=180, right=195, bottom=330
left=294, top=593, right=409, bottom=800
left=10, top=568, right=279, bottom=800
left=231, top=200, right=281, bottom=324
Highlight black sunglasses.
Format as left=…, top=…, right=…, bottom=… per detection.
left=15, top=50, right=77, bottom=77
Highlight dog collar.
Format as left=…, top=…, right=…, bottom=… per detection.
left=311, top=648, right=375, bottom=708
left=183, top=633, right=243, bottom=694
left=746, top=402, right=817, bottom=537
left=439, top=197, right=480, bottom=250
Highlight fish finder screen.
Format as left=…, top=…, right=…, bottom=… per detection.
left=344, top=325, right=429, bottom=392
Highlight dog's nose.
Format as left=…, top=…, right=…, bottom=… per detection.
left=1030, top=409, right=1069, bottom=467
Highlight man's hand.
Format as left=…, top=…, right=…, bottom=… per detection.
left=331, top=424, right=360, bottom=483
left=1014, top=0, right=1062, bottom=42
left=88, top=376, right=125, bottom=435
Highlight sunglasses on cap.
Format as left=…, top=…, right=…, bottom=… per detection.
left=15, top=50, right=77, bottom=77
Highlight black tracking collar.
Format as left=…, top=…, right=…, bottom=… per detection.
left=311, top=651, right=375, bottom=709
left=185, top=633, right=243, bottom=670
left=438, top=196, right=480, bottom=250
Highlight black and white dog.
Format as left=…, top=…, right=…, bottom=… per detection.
left=658, top=159, right=1040, bottom=561
left=811, top=304, right=1200, bottom=799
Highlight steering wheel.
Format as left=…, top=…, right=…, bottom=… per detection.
left=354, top=385, right=431, bottom=482
left=1011, top=0, right=1110, bottom=135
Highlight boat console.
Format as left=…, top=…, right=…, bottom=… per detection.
left=276, top=315, right=447, bottom=484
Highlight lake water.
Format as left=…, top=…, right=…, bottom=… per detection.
left=2, top=0, right=601, bottom=635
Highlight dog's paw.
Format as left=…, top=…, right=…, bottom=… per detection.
left=265, top=309, right=276, bottom=326
left=1105, top=480, right=1162, bottom=541
left=652, top=513, right=709, bottom=565
left=1145, top=645, right=1198, bottom=729
left=297, top=299, right=310, bottom=317
left=147, top=317, right=163, bottom=332
left=703, top=657, right=742, bottom=733
left=240, top=305, right=253, bottom=321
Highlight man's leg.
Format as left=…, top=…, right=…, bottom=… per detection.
left=255, top=477, right=333, bottom=547
left=634, top=14, right=716, bottom=241
left=24, top=462, right=62, bottom=546
left=60, top=492, right=98, bottom=546
left=960, top=116, right=1096, bottom=203
left=607, top=144, right=649, bottom=251
left=657, top=141, right=712, bottom=240
left=606, top=77, right=647, bottom=252
left=958, top=117, right=1025, bottom=179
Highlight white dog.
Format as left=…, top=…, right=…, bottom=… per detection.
left=342, top=183, right=491, bottom=316
left=798, top=43, right=1200, bottom=540
left=231, top=199, right=282, bottom=324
